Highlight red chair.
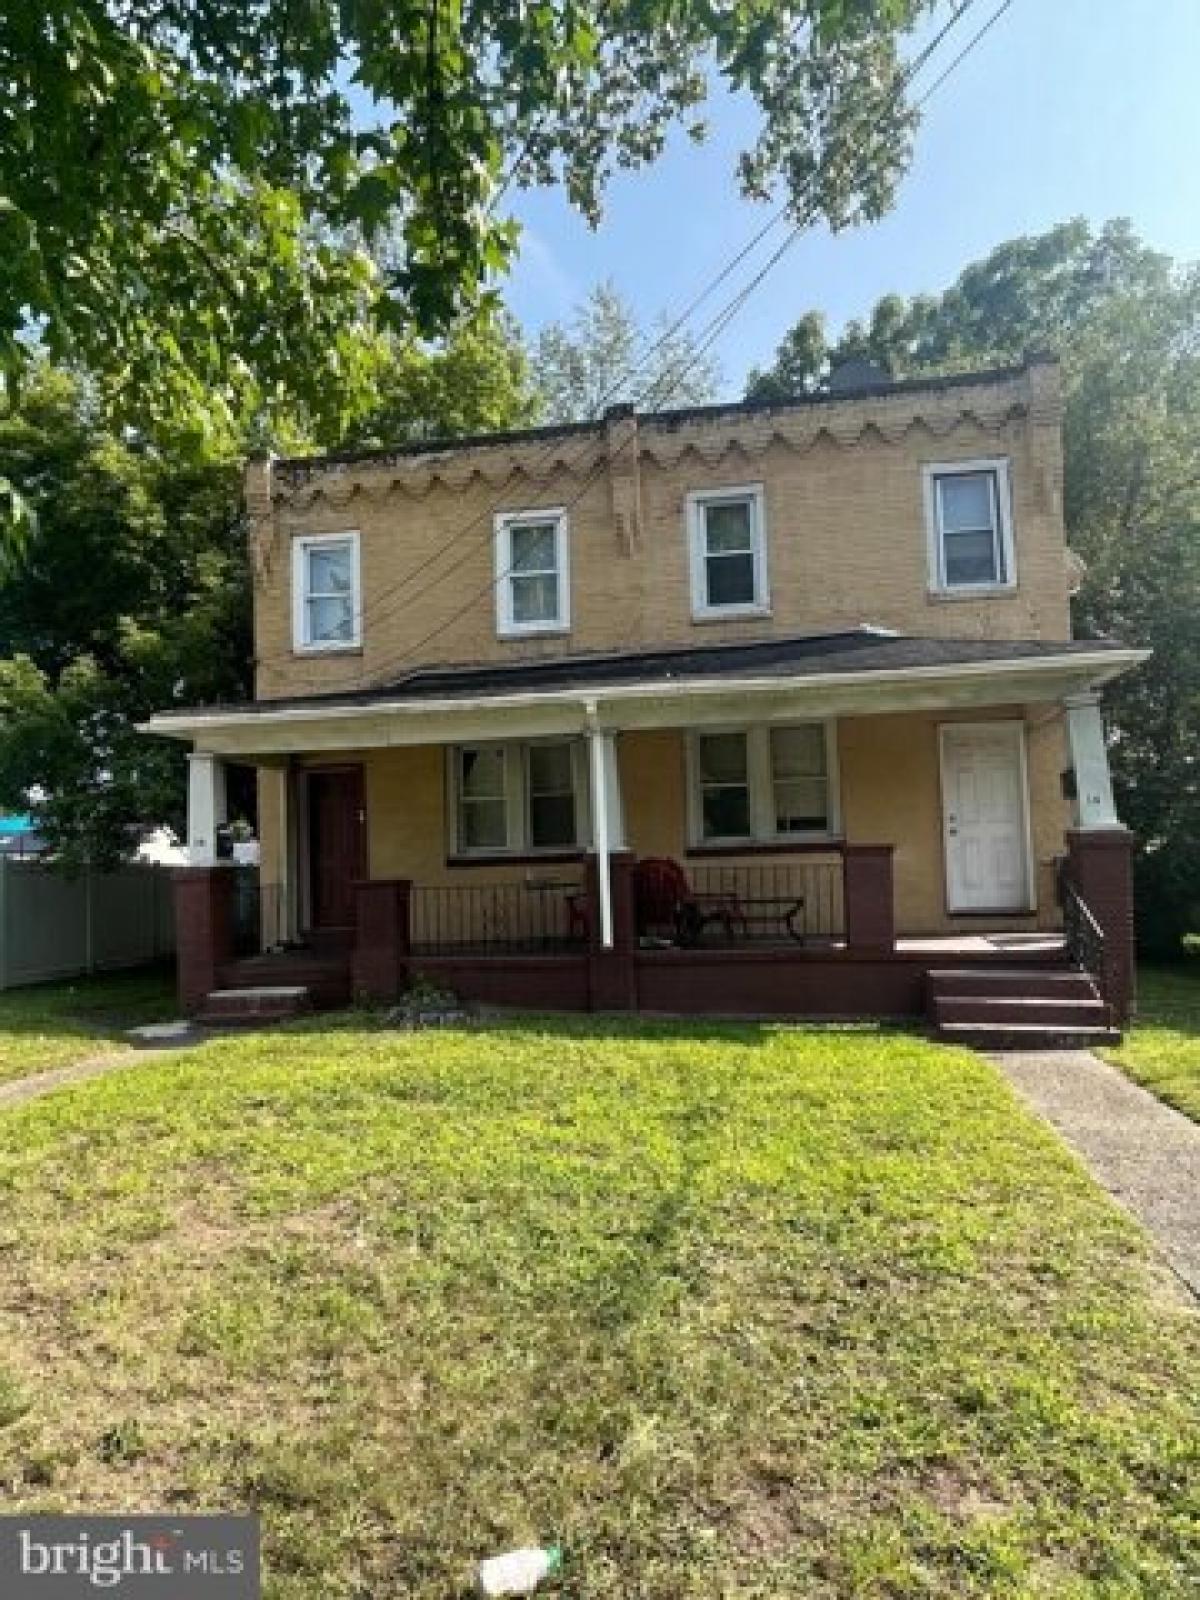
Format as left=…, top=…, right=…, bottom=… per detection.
left=633, top=857, right=745, bottom=946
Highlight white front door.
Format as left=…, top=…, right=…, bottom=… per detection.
left=940, top=722, right=1032, bottom=913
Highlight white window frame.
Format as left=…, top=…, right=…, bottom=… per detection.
left=448, top=738, right=589, bottom=858
left=291, top=530, right=362, bottom=654
left=923, top=458, right=1016, bottom=597
left=685, top=721, right=840, bottom=847
left=494, top=508, right=570, bottom=638
left=686, top=484, right=771, bottom=621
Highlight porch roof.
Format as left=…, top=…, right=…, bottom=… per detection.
left=143, top=629, right=1147, bottom=758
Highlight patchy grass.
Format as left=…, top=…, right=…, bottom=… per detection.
left=0, top=1018, right=1196, bottom=1598
left=0, top=968, right=177, bottom=1085
left=1107, top=964, right=1200, bottom=1123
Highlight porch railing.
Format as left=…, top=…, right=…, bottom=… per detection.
left=409, top=878, right=587, bottom=955
left=684, top=858, right=845, bottom=943
left=231, top=873, right=297, bottom=955
left=1062, top=876, right=1105, bottom=981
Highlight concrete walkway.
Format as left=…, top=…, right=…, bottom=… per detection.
left=0, top=1023, right=207, bottom=1111
left=995, top=1049, right=1200, bottom=1300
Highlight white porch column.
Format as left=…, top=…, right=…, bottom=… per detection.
left=1065, top=692, right=1118, bottom=829
left=586, top=712, right=626, bottom=949
left=187, top=751, right=227, bottom=864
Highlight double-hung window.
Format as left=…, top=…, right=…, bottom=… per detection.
left=687, top=486, right=769, bottom=619
left=689, top=723, right=837, bottom=845
left=451, top=739, right=586, bottom=856
left=495, top=509, right=570, bottom=637
left=924, top=460, right=1015, bottom=593
left=292, top=532, right=361, bottom=652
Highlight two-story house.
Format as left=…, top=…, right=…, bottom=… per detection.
left=147, top=353, right=1146, bottom=1041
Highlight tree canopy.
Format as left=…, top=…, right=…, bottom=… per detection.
left=747, top=219, right=1200, bottom=951
left=2, top=1, right=930, bottom=444
left=532, top=282, right=721, bottom=423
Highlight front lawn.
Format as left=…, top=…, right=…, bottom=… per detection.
left=1107, top=963, right=1200, bottom=1123
left=0, top=1019, right=1196, bottom=1597
left=0, top=968, right=177, bottom=1085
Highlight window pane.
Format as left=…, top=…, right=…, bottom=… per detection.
left=460, top=746, right=505, bottom=800
left=771, top=725, right=826, bottom=778
left=702, top=785, right=751, bottom=839
left=307, top=543, right=353, bottom=594
left=704, top=499, right=754, bottom=554
left=705, top=552, right=756, bottom=607
left=698, top=733, right=748, bottom=784
left=775, top=777, right=828, bottom=833
left=511, top=572, right=559, bottom=623
left=529, top=742, right=573, bottom=794
left=462, top=798, right=507, bottom=850
left=944, top=527, right=999, bottom=586
left=509, top=521, right=557, bottom=572
left=530, top=794, right=576, bottom=847
left=938, top=472, right=995, bottom=534
left=307, top=594, right=354, bottom=643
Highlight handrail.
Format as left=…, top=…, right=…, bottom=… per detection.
left=1062, top=876, right=1105, bottom=986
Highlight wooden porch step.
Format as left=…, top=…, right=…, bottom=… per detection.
left=933, top=995, right=1110, bottom=1029
left=927, top=967, right=1096, bottom=1001
left=935, top=1020, right=1121, bottom=1051
left=197, top=986, right=313, bottom=1026
left=217, top=952, right=351, bottom=1009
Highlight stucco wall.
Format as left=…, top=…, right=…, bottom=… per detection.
left=257, top=703, right=1071, bottom=936
left=249, top=360, right=1074, bottom=702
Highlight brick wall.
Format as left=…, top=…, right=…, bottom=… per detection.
left=251, top=358, right=1074, bottom=701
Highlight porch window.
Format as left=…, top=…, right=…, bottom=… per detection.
left=451, top=738, right=584, bottom=856
left=527, top=742, right=578, bottom=847
left=686, top=486, right=769, bottom=619
left=292, top=532, right=361, bottom=651
left=696, top=732, right=752, bottom=840
left=771, top=724, right=830, bottom=833
left=495, top=509, right=570, bottom=637
left=457, top=746, right=510, bottom=851
left=690, top=723, right=837, bottom=844
left=924, top=460, right=1015, bottom=593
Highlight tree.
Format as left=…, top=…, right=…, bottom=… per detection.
left=747, top=220, right=1200, bottom=952
left=0, top=323, right=538, bottom=864
left=1, top=2, right=931, bottom=458
left=532, top=283, right=721, bottom=423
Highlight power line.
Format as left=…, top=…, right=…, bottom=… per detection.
left=357, top=0, right=1013, bottom=685
left=282, top=3, right=983, bottom=684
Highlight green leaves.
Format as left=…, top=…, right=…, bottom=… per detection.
left=0, top=2, right=928, bottom=449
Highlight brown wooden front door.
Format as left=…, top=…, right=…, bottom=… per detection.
left=306, top=766, right=367, bottom=930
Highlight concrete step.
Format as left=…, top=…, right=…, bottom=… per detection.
left=196, top=986, right=313, bottom=1026
left=218, top=955, right=350, bottom=1009
left=935, top=1020, right=1121, bottom=1051
left=933, top=995, right=1110, bottom=1028
left=927, top=967, right=1096, bottom=1000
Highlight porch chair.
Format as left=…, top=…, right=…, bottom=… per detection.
left=633, top=856, right=747, bottom=947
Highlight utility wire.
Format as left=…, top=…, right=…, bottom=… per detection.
left=357, top=0, right=1013, bottom=686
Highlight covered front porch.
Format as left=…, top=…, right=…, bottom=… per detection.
left=149, top=630, right=1144, bottom=1031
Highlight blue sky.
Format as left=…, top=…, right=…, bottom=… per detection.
left=503, top=0, right=1200, bottom=393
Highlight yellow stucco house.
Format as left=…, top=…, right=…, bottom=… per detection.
left=146, top=354, right=1145, bottom=1041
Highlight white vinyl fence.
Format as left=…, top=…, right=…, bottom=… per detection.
left=0, top=859, right=176, bottom=990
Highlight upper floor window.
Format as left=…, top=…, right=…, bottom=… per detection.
left=495, top=509, right=570, bottom=637
left=451, top=738, right=586, bottom=856
left=688, top=722, right=837, bottom=845
left=292, top=531, right=361, bottom=652
left=687, top=485, right=770, bottom=620
left=924, top=459, right=1015, bottom=594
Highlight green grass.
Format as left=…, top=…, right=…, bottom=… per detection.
left=0, top=968, right=177, bottom=1084
left=1107, top=963, right=1200, bottom=1123
left=0, top=1018, right=1196, bottom=1597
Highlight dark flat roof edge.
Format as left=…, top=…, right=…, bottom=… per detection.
left=273, top=353, right=1057, bottom=481
left=156, top=629, right=1128, bottom=721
